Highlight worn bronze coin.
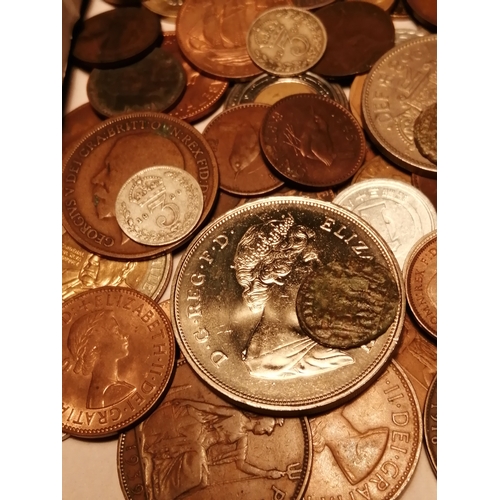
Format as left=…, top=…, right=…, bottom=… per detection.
left=412, top=173, right=437, bottom=211
left=71, top=7, right=162, bottom=68
left=304, top=361, right=422, bottom=500
left=311, top=2, right=395, bottom=78
left=62, top=227, right=172, bottom=302
left=203, top=104, right=284, bottom=196
left=413, top=102, right=437, bottom=165
left=403, top=230, right=437, bottom=339
left=260, top=94, right=365, bottom=188
left=63, top=103, right=103, bottom=160
left=296, top=252, right=400, bottom=349
left=172, top=197, right=404, bottom=414
left=118, top=358, right=312, bottom=499
left=176, top=0, right=293, bottom=80
left=62, top=112, right=219, bottom=260
left=162, top=33, right=229, bottom=123
left=62, top=287, right=176, bottom=438
left=87, top=48, right=186, bottom=117
left=351, top=155, right=412, bottom=185
left=406, top=0, right=437, bottom=28
left=423, top=373, right=437, bottom=475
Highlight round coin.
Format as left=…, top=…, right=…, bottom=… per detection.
left=63, top=103, right=103, bottom=160
left=62, top=287, right=176, bottom=438
left=172, top=196, right=405, bottom=414
left=403, top=230, right=437, bottom=339
left=362, top=35, right=437, bottom=176
left=346, top=0, right=396, bottom=12
left=423, top=373, right=437, bottom=475
left=246, top=7, right=327, bottom=77
left=118, top=358, right=312, bottom=499
left=412, top=173, right=437, bottom=211
left=87, top=48, right=186, bottom=117
left=413, top=102, right=437, bottom=165
left=334, top=179, right=437, bottom=270
left=349, top=73, right=367, bottom=127
left=406, top=0, right=437, bottom=28
left=260, top=94, right=365, bottom=188
left=115, top=165, right=204, bottom=246
left=351, top=155, right=412, bottom=185
left=304, top=361, right=422, bottom=500
left=62, top=112, right=219, bottom=260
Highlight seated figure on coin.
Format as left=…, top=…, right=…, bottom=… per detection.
left=140, top=398, right=286, bottom=499
left=64, top=310, right=135, bottom=408
left=233, top=214, right=354, bottom=379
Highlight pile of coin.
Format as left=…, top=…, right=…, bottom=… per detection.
left=62, top=0, right=437, bottom=498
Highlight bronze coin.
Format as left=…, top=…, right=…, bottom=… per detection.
left=208, top=190, right=245, bottom=223
left=62, top=112, right=219, bottom=260
left=62, top=103, right=103, bottom=159
left=413, top=102, right=437, bottom=165
left=87, top=48, right=186, bottom=117
left=203, top=103, right=284, bottom=196
left=161, top=32, right=229, bottom=123
left=176, top=0, right=293, bottom=80
left=351, top=155, right=412, bottom=185
left=312, top=2, right=395, bottom=78
left=423, top=373, right=437, bottom=475
left=412, top=173, right=437, bottom=211
left=406, top=0, right=437, bottom=28
left=118, top=358, right=312, bottom=499
left=71, top=7, right=162, bottom=68
left=260, top=94, right=365, bottom=188
left=346, top=0, right=396, bottom=12
left=62, top=287, right=176, bottom=438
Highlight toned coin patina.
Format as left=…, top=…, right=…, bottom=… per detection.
left=87, top=48, right=186, bottom=117
left=312, top=2, right=395, bottom=78
left=346, top=0, right=396, bottom=12
left=406, top=0, right=437, bottom=28
left=260, top=94, right=365, bottom=188
left=412, top=173, right=437, bottom=211
left=423, top=374, right=437, bottom=475
left=304, top=361, right=422, bottom=500
left=203, top=104, right=284, bottom=196
left=162, top=33, right=229, bottom=123
left=246, top=7, right=327, bottom=77
left=362, top=35, right=437, bottom=176
left=224, top=82, right=248, bottom=109
left=172, top=197, right=404, bottom=414
left=62, top=227, right=172, bottom=302
left=62, top=112, right=219, bottom=259
left=403, top=230, right=437, bottom=339
left=142, top=0, right=183, bottom=17
left=351, top=155, right=412, bottom=185
left=118, top=359, right=312, bottom=499
left=62, top=287, right=176, bottom=437
left=296, top=253, right=400, bottom=349
left=335, top=179, right=437, bottom=270
left=63, top=103, right=103, bottom=159
left=115, top=165, right=204, bottom=247
left=413, top=102, right=437, bottom=165
left=176, top=0, right=293, bottom=80
left=71, top=7, right=162, bottom=68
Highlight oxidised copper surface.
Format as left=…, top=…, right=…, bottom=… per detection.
left=63, top=103, right=103, bottom=159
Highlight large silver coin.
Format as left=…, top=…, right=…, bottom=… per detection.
left=172, top=196, right=405, bottom=414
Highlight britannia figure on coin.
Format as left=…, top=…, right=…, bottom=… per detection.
left=63, top=310, right=135, bottom=408
left=233, top=214, right=354, bottom=379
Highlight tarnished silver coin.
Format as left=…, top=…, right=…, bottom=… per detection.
left=172, top=196, right=404, bottom=415
left=246, top=7, right=327, bottom=76
left=115, top=165, right=204, bottom=246
left=334, top=179, right=437, bottom=270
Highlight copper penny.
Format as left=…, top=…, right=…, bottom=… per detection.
left=406, top=0, right=437, bottom=28
left=260, top=94, right=366, bottom=188
left=162, top=32, right=229, bottom=123
left=413, top=102, right=437, bottom=165
left=208, top=191, right=245, bottom=224
left=412, top=173, right=437, bottom=211
left=71, top=7, right=162, bottom=68
left=311, top=2, right=395, bottom=78
left=118, top=358, right=312, bottom=499
left=87, top=48, right=186, bottom=117
left=203, top=103, right=284, bottom=196
left=349, top=73, right=367, bottom=127
left=403, top=230, right=437, bottom=339
left=62, top=287, right=176, bottom=438
left=423, top=373, right=437, bottom=475
left=304, top=361, right=422, bottom=500
left=63, top=103, right=103, bottom=160
left=62, top=227, right=172, bottom=302
left=346, top=0, right=396, bottom=12
left=351, top=155, right=412, bottom=185
left=176, top=0, right=293, bottom=80
left=62, top=112, right=219, bottom=260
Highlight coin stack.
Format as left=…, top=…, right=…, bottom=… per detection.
left=62, top=0, right=437, bottom=498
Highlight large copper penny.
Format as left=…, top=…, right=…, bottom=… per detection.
left=172, top=197, right=404, bottom=414
left=62, top=287, right=176, bottom=438
left=311, top=2, right=395, bottom=78
left=118, top=358, right=312, bottom=499
left=176, top=0, right=292, bottom=80
left=423, top=373, right=437, bottom=475
left=304, top=361, right=422, bottom=500
left=62, top=112, right=219, bottom=260
left=260, top=94, right=365, bottom=188
left=71, top=7, right=162, bottom=68
left=162, top=33, right=229, bottom=123
left=62, top=227, right=172, bottom=302
left=403, top=230, right=437, bottom=339
left=203, top=103, right=284, bottom=196
left=406, top=0, right=437, bottom=28
left=87, top=48, right=186, bottom=117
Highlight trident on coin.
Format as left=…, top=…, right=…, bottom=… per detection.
left=285, top=462, right=302, bottom=480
